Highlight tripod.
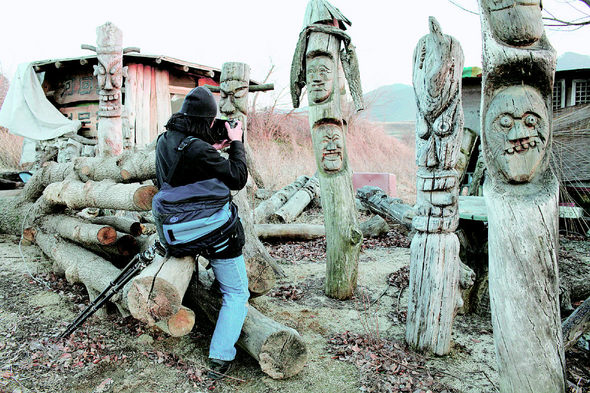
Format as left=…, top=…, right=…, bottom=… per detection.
left=56, top=242, right=165, bottom=339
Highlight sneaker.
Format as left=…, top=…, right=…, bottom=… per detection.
left=207, top=358, right=232, bottom=380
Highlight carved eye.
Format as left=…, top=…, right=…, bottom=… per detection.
left=499, top=115, right=513, bottom=128
left=233, top=87, right=248, bottom=98
left=438, top=121, right=450, bottom=134
left=524, top=114, right=538, bottom=127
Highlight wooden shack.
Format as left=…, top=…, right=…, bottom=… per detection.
left=31, top=54, right=222, bottom=148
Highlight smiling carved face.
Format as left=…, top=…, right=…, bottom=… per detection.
left=485, top=85, right=548, bottom=183
left=306, top=55, right=335, bottom=104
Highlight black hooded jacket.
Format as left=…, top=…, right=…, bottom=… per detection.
left=155, top=128, right=248, bottom=258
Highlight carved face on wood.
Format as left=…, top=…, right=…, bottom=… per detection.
left=485, top=85, right=548, bottom=183
left=306, top=55, right=335, bottom=104
left=483, top=0, right=544, bottom=46
left=94, top=54, right=124, bottom=117
left=220, top=79, right=249, bottom=120
left=315, top=123, right=343, bottom=172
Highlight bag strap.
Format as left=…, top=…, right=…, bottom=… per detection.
left=166, top=136, right=197, bottom=184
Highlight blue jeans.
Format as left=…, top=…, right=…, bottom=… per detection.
left=208, top=254, right=249, bottom=361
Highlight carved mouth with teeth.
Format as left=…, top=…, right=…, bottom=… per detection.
left=504, top=137, right=539, bottom=155
left=99, top=91, right=121, bottom=116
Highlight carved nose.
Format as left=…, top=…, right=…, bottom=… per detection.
left=220, top=99, right=235, bottom=115
left=104, top=77, right=113, bottom=90
left=326, top=141, right=337, bottom=151
left=507, top=121, right=530, bottom=141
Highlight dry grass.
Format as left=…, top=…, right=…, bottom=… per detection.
left=0, top=127, right=23, bottom=170
left=0, top=75, right=24, bottom=170
left=247, top=108, right=416, bottom=203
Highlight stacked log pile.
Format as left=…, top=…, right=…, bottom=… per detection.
left=0, top=147, right=306, bottom=379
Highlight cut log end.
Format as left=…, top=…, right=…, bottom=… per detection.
left=128, top=278, right=182, bottom=324
left=133, top=185, right=159, bottom=211
left=130, top=222, right=143, bottom=237
left=259, top=330, right=308, bottom=380
left=166, top=306, right=196, bottom=337
left=97, top=226, right=117, bottom=245
left=245, top=256, right=276, bottom=297
left=23, top=227, right=37, bottom=243
left=116, top=235, right=140, bottom=256
left=120, top=169, right=131, bottom=181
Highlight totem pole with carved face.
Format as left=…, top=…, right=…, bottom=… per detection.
left=291, top=0, right=364, bottom=299
left=82, top=22, right=139, bottom=156
left=478, top=0, right=565, bottom=391
left=92, top=22, right=125, bottom=157
left=219, top=62, right=250, bottom=134
left=405, top=17, right=464, bottom=356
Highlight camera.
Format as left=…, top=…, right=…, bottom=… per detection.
left=210, top=119, right=242, bottom=143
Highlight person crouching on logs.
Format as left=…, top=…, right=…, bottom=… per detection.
left=153, top=86, right=249, bottom=380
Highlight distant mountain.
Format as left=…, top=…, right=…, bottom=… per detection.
left=361, top=84, right=416, bottom=122
left=557, top=52, right=590, bottom=71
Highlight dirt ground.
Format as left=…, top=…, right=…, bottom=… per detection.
left=0, top=215, right=588, bottom=392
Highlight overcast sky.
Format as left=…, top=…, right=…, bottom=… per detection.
left=1, top=0, right=588, bottom=109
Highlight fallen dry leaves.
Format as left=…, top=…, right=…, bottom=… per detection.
left=328, top=331, right=456, bottom=393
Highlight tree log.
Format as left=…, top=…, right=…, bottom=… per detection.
left=83, top=233, right=140, bottom=265
left=43, top=179, right=157, bottom=211
left=127, top=254, right=195, bottom=325
left=357, top=186, right=414, bottom=229
left=562, top=296, right=590, bottom=350
left=90, top=215, right=143, bottom=236
left=21, top=162, right=74, bottom=202
left=39, top=214, right=117, bottom=246
left=271, top=176, right=319, bottom=223
left=256, top=223, right=325, bottom=240
left=35, top=230, right=128, bottom=313
left=73, top=150, right=156, bottom=183
left=254, top=175, right=309, bottom=223
left=155, top=306, right=196, bottom=337
left=359, top=215, right=389, bottom=238
left=186, top=269, right=307, bottom=379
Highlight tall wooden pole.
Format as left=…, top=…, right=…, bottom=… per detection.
left=405, top=17, right=464, bottom=356
left=291, top=0, right=364, bottom=299
left=217, top=62, right=282, bottom=291
left=93, top=22, right=124, bottom=157
left=478, top=1, right=565, bottom=391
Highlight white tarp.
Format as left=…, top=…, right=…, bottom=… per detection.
left=0, top=63, right=81, bottom=140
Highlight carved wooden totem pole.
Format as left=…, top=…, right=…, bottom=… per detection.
left=478, top=1, right=565, bottom=391
left=81, top=22, right=126, bottom=157
left=405, top=17, right=464, bottom=355
left=291, top=0, right=364, bottom=299
left=210, top=62, right=281, bottom=295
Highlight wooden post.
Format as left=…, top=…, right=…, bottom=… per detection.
left=405, top=17, right=464, bottom=355
left=89, top=22, right=125, bottom=157
left=478, top=1, right=565, bottom=391
left=218, top=62, right=283, bottom=287
left=290, top=0, right=364, bottom=299
left=218, top=62, right=266, bottom=188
